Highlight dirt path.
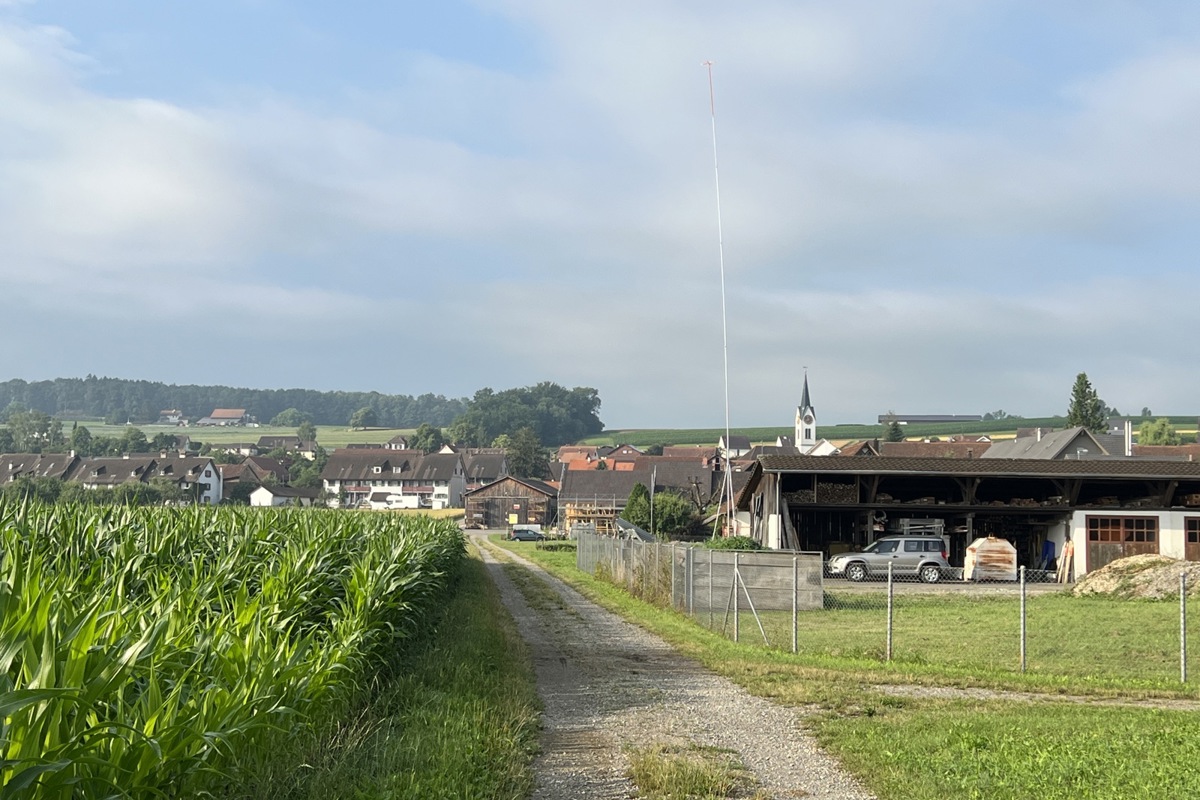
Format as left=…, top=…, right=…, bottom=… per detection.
left=472, top=535, right=875, bottom=800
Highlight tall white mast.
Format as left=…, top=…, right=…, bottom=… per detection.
left=704, top=60, right=735, bottom=537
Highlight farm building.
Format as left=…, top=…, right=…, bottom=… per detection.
left=463, top=475, right=557, bottom=529
left=250, top=485, right=321, bottom=507
left=738, top=455, right=1200, bottom=579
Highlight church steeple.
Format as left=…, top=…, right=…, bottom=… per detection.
left=795, top=371, right=816, bottom=452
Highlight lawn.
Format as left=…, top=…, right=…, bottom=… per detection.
left=703, top=592, right=1200, bottom=688
left=494, top=538, right=1200, bottom=800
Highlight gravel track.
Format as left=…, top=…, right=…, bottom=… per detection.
left=472, top=535, right=875, bottom=800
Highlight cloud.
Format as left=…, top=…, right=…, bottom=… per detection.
left=1, top=3, right=1199, bottom=427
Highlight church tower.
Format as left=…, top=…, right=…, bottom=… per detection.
left=795, top=372, right=816, bottom=453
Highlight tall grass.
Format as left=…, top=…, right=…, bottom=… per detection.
left=0, top=501, right=463, bottom=798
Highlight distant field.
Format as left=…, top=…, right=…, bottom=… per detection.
left=62, top=422, right=413, bottom=450
left=581, top=418, right=1071, bottom=448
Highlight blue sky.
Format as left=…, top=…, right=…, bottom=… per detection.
left=2, top=1, right=1199, bottom=428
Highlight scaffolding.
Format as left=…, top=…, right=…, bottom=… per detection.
left=561, top=494, right=623, bottom=535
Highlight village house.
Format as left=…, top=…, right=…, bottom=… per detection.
left=69, top=455, right=223, bottom=504
left=320, top=449, right=466, bottom=509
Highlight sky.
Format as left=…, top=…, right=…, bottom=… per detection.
left=1, top=1, right=1199, bottom=428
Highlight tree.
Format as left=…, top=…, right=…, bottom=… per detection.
left=7, top=409, right=64, bottom=452
left=223, top=482, right=257, bottom=505
left=649, top=491, right=697, bottom=538
left=410, top=423, right=446, bottom=453
left=880, top=411, right=904, bottom=442
left=118, top=427, right=148, bottom=455
left=1, top=476, right=61, bottom=504
left=297, top=421, right=318, bottom=443
left=1066, top=373, right=1107, bottom=433
left=446, top=383, right=603, bottom=447
left=621, top=484, right=651, bottom=531
left=113, top=482, right=162, bottom=506
left=349, top=406, right=377, bottom=430
left=0, top=400, right=26, bottom=423
left=1138, top=418, right=1181, bottom=446
left=150, top=432, right=177, bottom=452
left=271, top=408, right=312, bottom=427
left=69, top=425, right=93, bottom=455
left=58, top=482, right=92, bottom=506
left=1141, top=407, right=1153, bottom=418
left=506, top=427, right=549, bottom=479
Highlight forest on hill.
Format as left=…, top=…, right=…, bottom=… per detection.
left=0, top=376, right=468, bottom=428
left=0, top=377, right=606, bottom=450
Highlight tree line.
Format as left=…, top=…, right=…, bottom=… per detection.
left=0, top=375, right=468, bottom=428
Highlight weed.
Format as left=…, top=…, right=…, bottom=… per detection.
left=625, top=741, right=769, bottom=800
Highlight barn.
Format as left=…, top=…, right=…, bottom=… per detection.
left=464, top=475, right=558, bottom=530
left=738, top=455, right=1200, bottom=579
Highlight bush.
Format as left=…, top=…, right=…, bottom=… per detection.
left=699, top=535, right=762, bottom=551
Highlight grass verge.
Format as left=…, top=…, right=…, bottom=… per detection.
left=497, top=538, right=1200, bottom=800
left=248, top=549, right=541, bottom=800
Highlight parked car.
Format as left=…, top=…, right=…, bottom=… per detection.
left=826, top=535, right=950, bottom=583
left=509, top=527, right=546, bottom=542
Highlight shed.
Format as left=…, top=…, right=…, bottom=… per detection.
left=464, top=475, right=558, bottom=530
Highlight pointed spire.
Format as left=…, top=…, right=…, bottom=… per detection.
left=799, top=369, right=813, bottom=414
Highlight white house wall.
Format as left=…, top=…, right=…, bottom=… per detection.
left=1066, top=509, right=1193, bottom=581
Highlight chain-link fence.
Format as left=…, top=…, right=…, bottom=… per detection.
left=574, top=530, right=1199, bottom=685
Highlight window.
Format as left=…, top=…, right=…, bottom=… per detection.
left=875, top=540, right=899, bottom=553
left=1188, top=518, right=1200, bottom=544
left=924, top=541, right=943, bottom=552
left=1087, top=516, right=1157, bottom=543
left=372, top=466, right=382, bottom=474
left=903, top=541, right=921, bottom=552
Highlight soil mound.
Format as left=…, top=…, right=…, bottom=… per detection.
left=1073, top=554, right=1200, bottom=599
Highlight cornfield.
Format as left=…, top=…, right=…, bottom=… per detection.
left=0, top=502, right=465, bottom=798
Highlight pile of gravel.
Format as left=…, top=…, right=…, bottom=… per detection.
left=1073, top=554, right=1200, bottom=599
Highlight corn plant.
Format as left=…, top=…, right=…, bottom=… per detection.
left=0, top=501, right=464, bottom=798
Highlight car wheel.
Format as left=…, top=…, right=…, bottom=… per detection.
left=919, top=564, right=942, bottom=583
left=845, top=563, right=867, bottom=582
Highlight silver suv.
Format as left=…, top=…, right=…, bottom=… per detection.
left=826, top=535, right=950, bottom=583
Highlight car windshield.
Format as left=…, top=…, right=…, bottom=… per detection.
left=861, top=542, right=879, bottom=553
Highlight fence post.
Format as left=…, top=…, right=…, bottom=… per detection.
left=629, top=540, right=635, bottom=592
left=1182, top=571, right=1189, bottom=684
left=672, top=544, right=681, bottom=614
left=734, top=551, right=740, bottom=644
left=886, top=562, right=894, bottom=662
left=792, top=554, right=798, bottom=655
left=688, top=546, right=695, bottom=616
left=1020, top=565, right=1027, bottom=673
left=709, top=547, right=714, bottom=630
left=657, top=542, right=667, bottom=604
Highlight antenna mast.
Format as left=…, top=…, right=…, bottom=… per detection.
left=704, top=60, right=735, bottom=538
